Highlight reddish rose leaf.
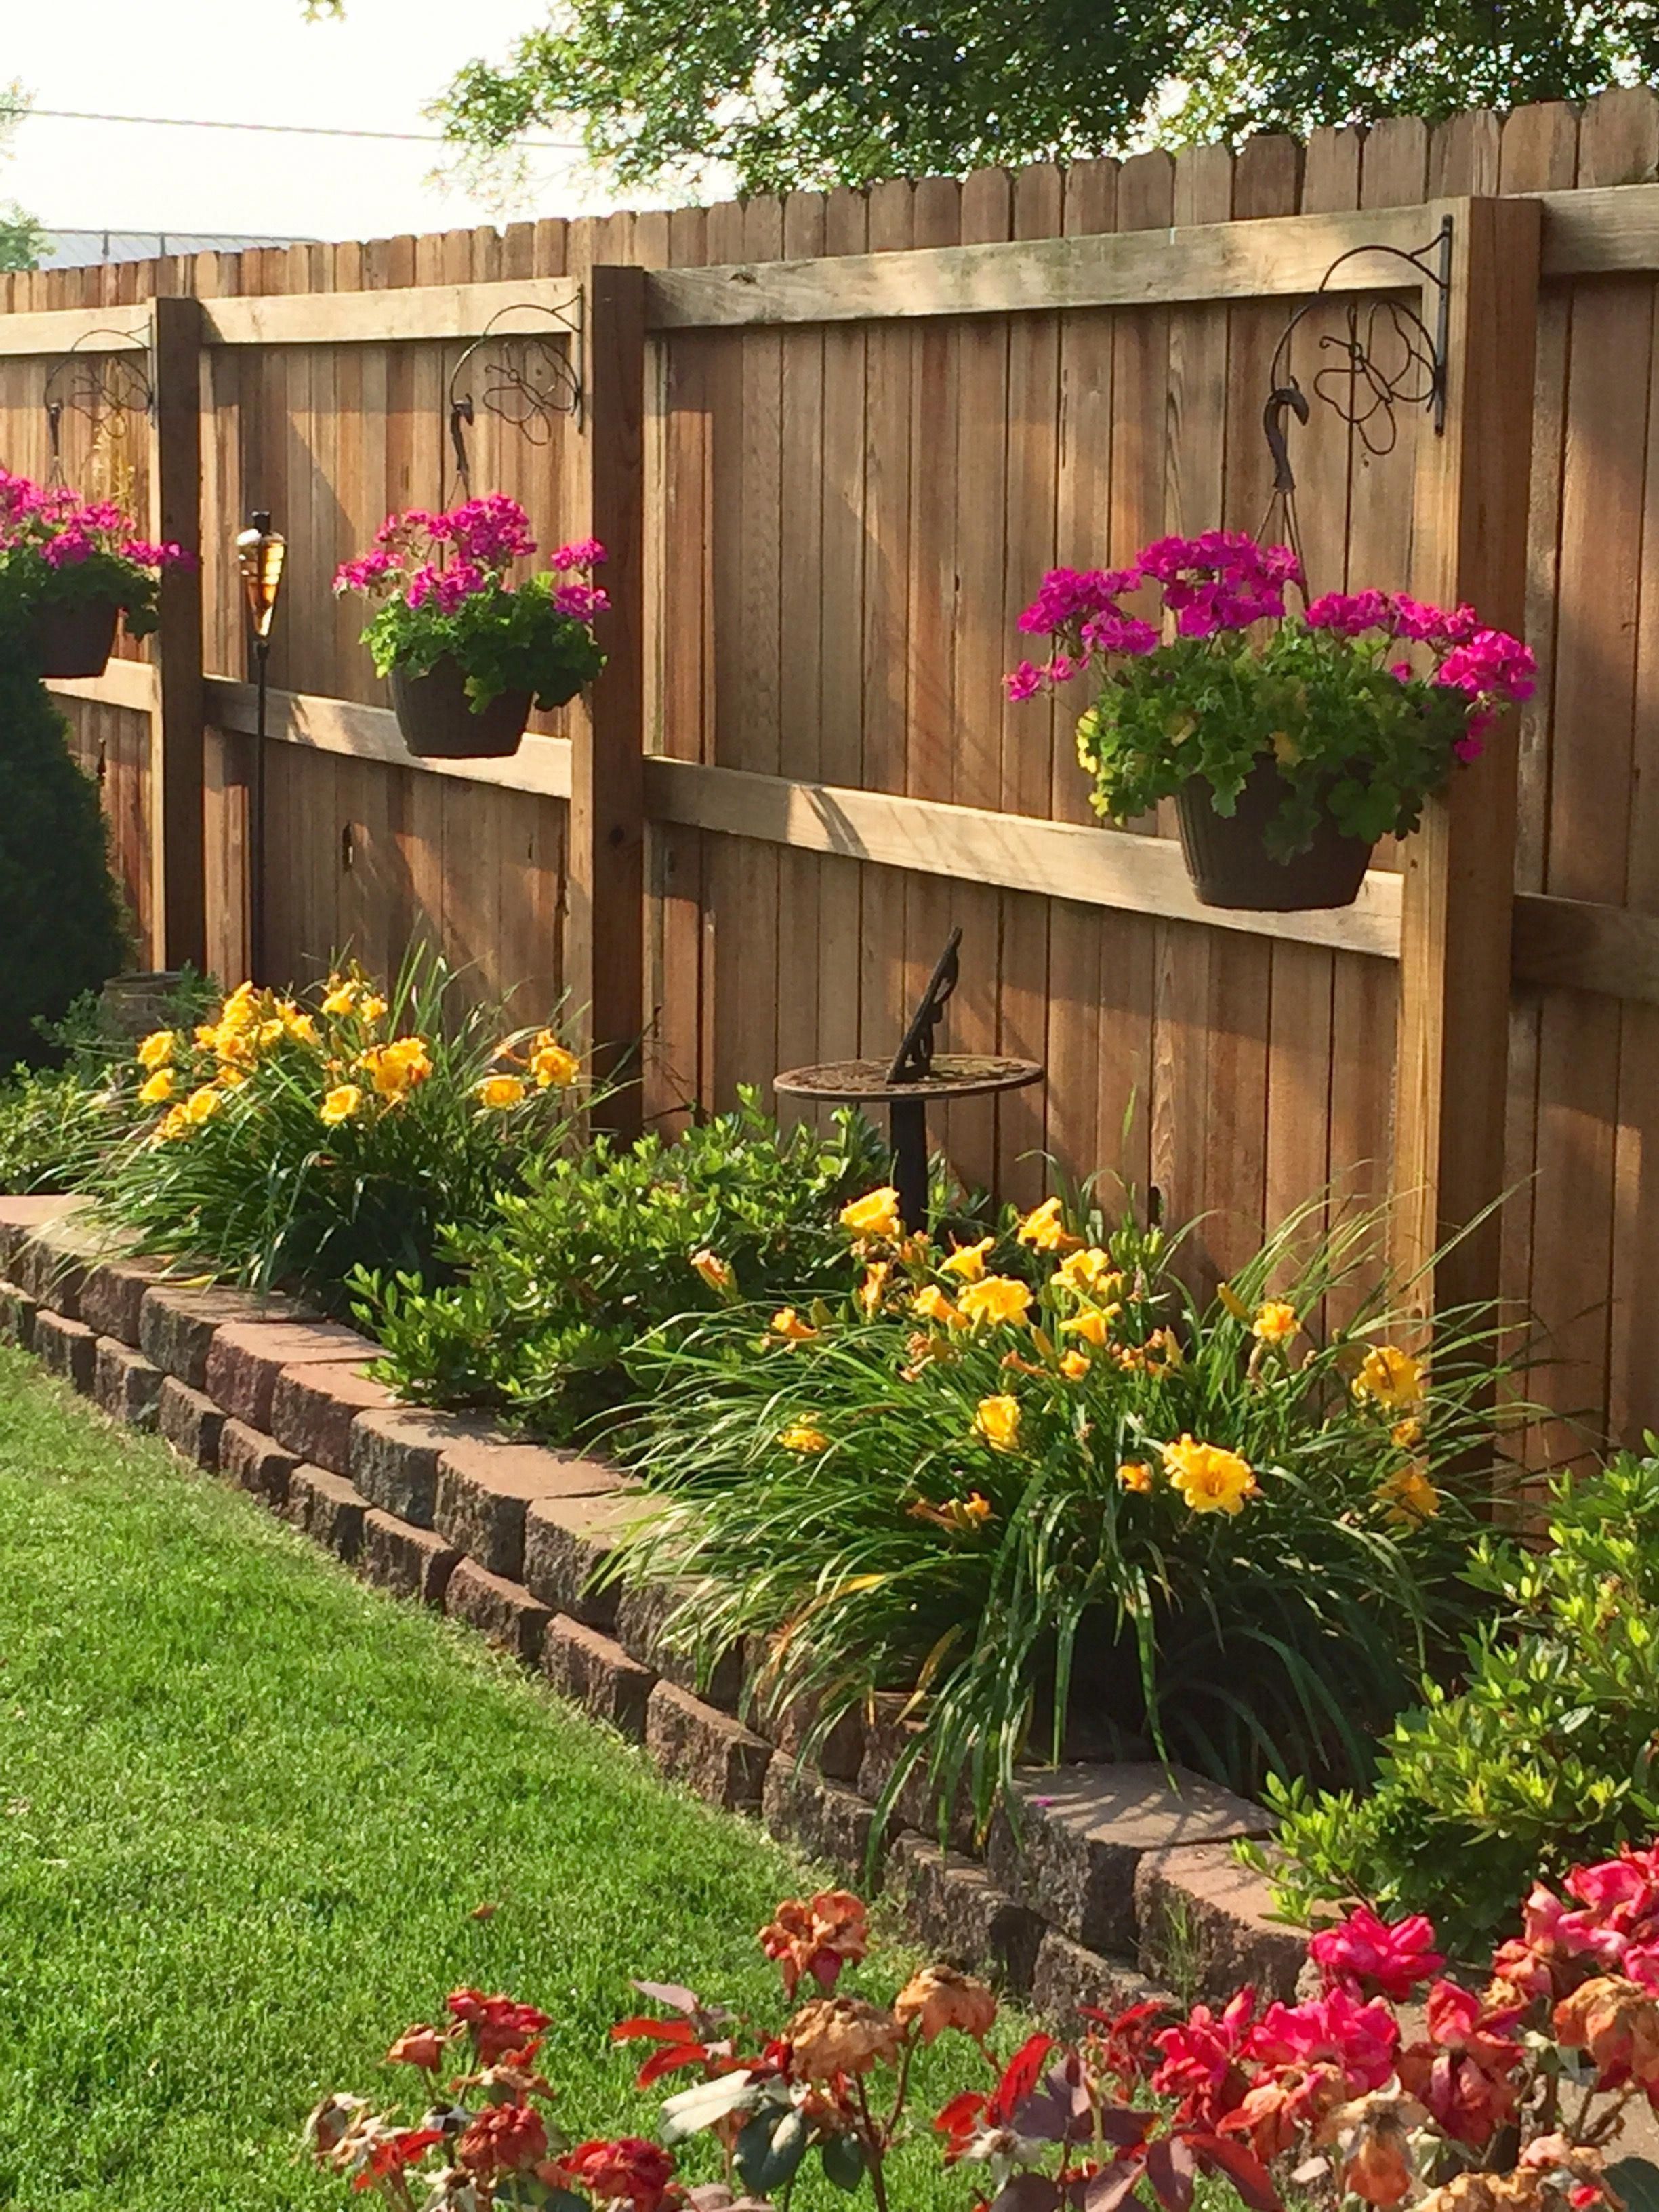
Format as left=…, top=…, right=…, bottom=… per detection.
left=1189, top=2133, right=1284, bottom=2212
left=1146, top=2134, right=1196, bottom=2212
left=990, top=2176, right=1063, bottom=2212
left=633, top=1980, right=703, bottom=2014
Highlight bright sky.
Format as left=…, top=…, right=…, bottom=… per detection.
left=3, top=0, right=644, bottom=243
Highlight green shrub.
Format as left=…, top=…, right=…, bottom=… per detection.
left=96, top=950, right=582, bottom=1310
left=1263, top=1449, right=1659, bottom=1957
left=0, top=668, right=127, bottom=1067
left=609, top=1188, right=1523, bottom=1825
left=355, top=1091, right=888, bottom=1441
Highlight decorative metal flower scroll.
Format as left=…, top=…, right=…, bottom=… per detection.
left=443, top=298, right=584, bottom=506
left=1258, top=216, right=1453, bottom=575
left=42, top=331, right=155, bottom=512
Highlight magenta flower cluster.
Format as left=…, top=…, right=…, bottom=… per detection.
left=0, top=467, right=192, bottom=573
left=1007, top=529, right=1536, bottom=763
left=334, top=497, right=607, bottom=621
left=1006, top=532, right=1303, bottom=701
left=1303, top=588, right=1537, bottom=760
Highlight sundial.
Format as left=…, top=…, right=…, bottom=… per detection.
left=775, top=929, right=1044, bottom=1232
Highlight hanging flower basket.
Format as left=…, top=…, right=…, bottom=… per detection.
left=24, top=594, right=123, bottom=679
left=0, top=468, right=193, bottom=680
left=335, top=497, right=606, bottom=764
left=1007, top=536, right=1536, bottom=914
left=389, top=655, right=533, bottom=760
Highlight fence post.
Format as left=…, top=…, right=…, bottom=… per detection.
left=148, top=291, right=207, bottom=972
left=568, top=264, right=647, bottom=1135
left=1395, top=195, right=1542, bottom=1315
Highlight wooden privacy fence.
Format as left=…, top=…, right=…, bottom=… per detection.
left=8, top=87, right=1659, bottom=1458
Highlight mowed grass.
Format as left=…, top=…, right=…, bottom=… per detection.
left=0, top=1349, right=981, bottom=2211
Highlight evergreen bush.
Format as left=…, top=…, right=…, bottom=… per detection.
left=0, top=665, right=127, bottom=1067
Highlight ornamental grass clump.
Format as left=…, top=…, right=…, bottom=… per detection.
left=334, top=495, right=606, bottom=712
left=1006, top=533, right=1535, bottom=857
left=312, top=1857, right=1659, bottom=2212
left=354, top=1090, right=889, bottom=1442
left=98, top=948, right=585, bottom=1308
left=611, top=1187, right=1526, bottom=1821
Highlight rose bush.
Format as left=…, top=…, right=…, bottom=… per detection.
left=312, top=1851, right=1659, bottom=2212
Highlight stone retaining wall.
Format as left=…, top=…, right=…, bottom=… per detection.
left=0, top=1192, right=1307, bottom=2025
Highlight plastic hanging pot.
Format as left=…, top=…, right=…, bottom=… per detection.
left=1174, top=755, right=1375, bottom=912
left=388, top=655, right=533, bottom=760
left=25, top=596, right=121, bottom=679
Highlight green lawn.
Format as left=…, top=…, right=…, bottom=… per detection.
left=0, top=1348, right=979, bottom=2211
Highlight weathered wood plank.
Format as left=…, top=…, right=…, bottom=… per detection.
left=198, top=278, right=583, bottom=348
left=642, top=200, right=1457, bottom=327
left=643, top=758, right=1404, bottom=956
left=1395, top=194, right=1542, bottom=1308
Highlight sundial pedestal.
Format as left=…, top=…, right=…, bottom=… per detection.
left=773, top=1056, right=1044, bottom=1233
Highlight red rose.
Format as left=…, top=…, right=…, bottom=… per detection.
left=447, top=1989, right=554, bottom=2066
left=561, top=2136, right=680, bottom=2212
left=456, top=2100, right=549, bottom=2178
left=386, top=2024, right=447, bottom=2072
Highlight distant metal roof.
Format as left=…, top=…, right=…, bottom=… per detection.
left=36, top=229, right=315, bottom=270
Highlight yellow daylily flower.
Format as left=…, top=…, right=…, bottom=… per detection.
left=1015, top=1195, right=1078, bottom=1253
left=362, top=1036, right=433, bottom=1099
left=973, top=1395, right=1022, bottom=1453
left=358, top=995, right=388, bottom=1024
left=1059, top=1349, right=1091, bottom=1382
left=138, top=1069, right=175, bottom=1106
left=1117, top=1460, right=1155, bottom=1494
left=857, top=1261, right=892, bottom=1316
left=529, top=1033, right=580, bottom=1090
left=779, top=1422, right=829, bottom=1454
left=319, top=1084, right=363, bottom=1126
left=476, top=1075, right=527, bottom=1111
left=690, top=1249, right=735, bottom=1296
left=913, top=1284, right=962, bottom=1329
left=956, top=1275, right=1033, bottom=1329
left=1391, top=1417, right=1425, bottom=1450
left=908, top=1491, right=995, bottom=1534
left=1060, top=1308, right=1111, bottom=1348
left=1378, top=1464, right=1440, bottom=1524
left=321, top=979, right=358, bottom=1017
left=770, top=1308, right=819, bottom=1342
left=1354, top=1343, right=1427, bottom=1411
left=1162, top=1435, right=1258, bottom=1516
left=840, top=1187, right=901, bottom=1242
left=282, top=1007, right=318, bottom=1044
left=940, top=1236, right=994, bottom=1282
left=1055, top=1247, right=1119, bottom=1296
left=156, top=1103, right=190, bottom=1143
left=184, top=1085, right=222, bottom=1124
left=136, top=1029, right=175, bottom=1071
left=1252, top=1300, right=1299, bottom=1346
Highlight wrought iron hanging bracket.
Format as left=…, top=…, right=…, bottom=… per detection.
left=41, top=331, right=155, bottom=485
left=443, top=295, right=584, bottom=505
left=1263, top=216, right=1452, bottom=499
left=1256, top=217, right=1452, bottom=579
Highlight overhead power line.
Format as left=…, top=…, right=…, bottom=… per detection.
left=4, top=106, right=584, bottom=153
